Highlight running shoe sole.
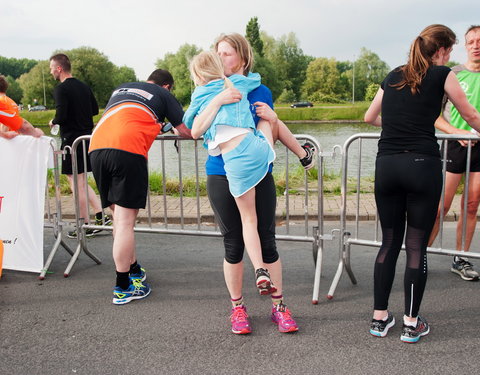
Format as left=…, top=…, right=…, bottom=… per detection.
left=257, top=278, right=277, bottom=295
left=450, top=267, right=479, bottom=281
left=232, top=327, right=252, bottom=335
left=400, top=326, right=430, bottom=343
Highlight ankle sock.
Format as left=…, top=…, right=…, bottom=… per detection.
left=95, top=211, right=103, bottom=220
left=130, top=261, right=141, bottom=275
left=271, top=294, right=283, bottom=306
left=404, top=316, right=417, bottom=327
left=116, top=271, right=130, bottom=290
left=231, top=296, right=244, bottom=308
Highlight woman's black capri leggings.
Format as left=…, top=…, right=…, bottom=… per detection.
left=207, top=173, right=279, bottom=264
left=373, top=152, right=442, bottom=317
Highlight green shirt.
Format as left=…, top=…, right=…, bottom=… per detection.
left=444, top=65, right=480, bottom=131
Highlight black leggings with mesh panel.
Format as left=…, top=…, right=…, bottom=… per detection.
left=373, top=153, right=442, bottom=317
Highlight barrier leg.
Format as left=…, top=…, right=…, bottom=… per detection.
left=343, top=242, right=357, bottom=285
left=63, top=227, right=101, bottom=277
left=311, top=244, right=323, bottom=304
left=327, top=260, right=344, bottom=299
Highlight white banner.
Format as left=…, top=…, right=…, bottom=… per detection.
left=0, top=136, right=52, bottom=273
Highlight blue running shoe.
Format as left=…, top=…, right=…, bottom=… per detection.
left=113, top=281, right=151, bottom=305
left=130, top=266, right=146, bottom=283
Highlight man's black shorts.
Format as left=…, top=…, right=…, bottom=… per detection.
left=90, top=149, right=148, bottom=209
left=444, top=141, right=480, bottom=174
left=61, top=137, right=92, bottom=175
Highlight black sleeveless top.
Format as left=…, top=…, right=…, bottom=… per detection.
left=377, top=65, right=451, bottom=157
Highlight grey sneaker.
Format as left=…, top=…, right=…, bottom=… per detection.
left=370, top=312, right=395, bottom=337
left=451, top=258, right=479, bottom=281
left=400, top=315, right=430, bottom=343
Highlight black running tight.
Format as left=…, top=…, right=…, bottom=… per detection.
left=373, top=153, right=442, bottom=317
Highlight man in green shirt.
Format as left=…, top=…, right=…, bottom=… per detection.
left=429, top=25, right=480, bottom=281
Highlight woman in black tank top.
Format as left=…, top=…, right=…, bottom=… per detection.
left=364, top=24, right=480, bottom=343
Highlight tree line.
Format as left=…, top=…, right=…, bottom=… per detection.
left=0, top=48, right=136, bottom=108
left=152, top=17, right=392, bottom=105
left=5, top=18, right=455, bottom=109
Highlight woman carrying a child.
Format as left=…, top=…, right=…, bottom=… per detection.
left=186, top=33, right=311, bottom=334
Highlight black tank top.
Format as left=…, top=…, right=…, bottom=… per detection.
left=377, top=65, right=451, bottom=157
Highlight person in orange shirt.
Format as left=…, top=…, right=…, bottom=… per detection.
left=89, top=69, right=191, bottom=305
left=0, top=75, right=43, bottom=139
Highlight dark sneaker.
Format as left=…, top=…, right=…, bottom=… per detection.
left=451, top=258, right=479, bottom=281
left=299, top=142, right=316, bottom=170
left=93, top=215, right=113, bottom=234
left=130, top=266, right=146, bottom=283
left=370, top=312, right=395, bottom=337
left=255, top=268, right=277, bottom=295
left=67, top=228, right=95, bottom=239
left=271, top=303, right=299, bottom=333
left=400, top=315, right=430, bottom=343
left=113, top=281, right=151, bottom=305
left=230, top=305, right=252, bottom=334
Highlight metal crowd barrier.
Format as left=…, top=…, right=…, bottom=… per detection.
left=327, top=133, right=480, bottom=300
left=67, top=134, right=336, bottom=302
left=40, top=139, right=76, bottom=279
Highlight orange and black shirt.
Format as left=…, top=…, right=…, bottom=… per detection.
left=89, top=82, right=184, bottom=158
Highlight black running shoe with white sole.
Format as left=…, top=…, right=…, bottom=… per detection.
left=400, top=315, right=430, bottom=343
left=370, top=312, right=395, bottom=337
left=299, top=142, right=316, bottom=170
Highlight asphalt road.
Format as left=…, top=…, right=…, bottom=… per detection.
left=1, top=222, right=479, bottom=374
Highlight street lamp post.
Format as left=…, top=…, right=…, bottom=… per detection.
left=352, top=55, right=355, bottom=105
left=42, top=69, right=46, bottom=107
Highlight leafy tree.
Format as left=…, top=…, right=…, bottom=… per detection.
left=5, top=76, right=23, bottom=104
left=276, top=88, right=296, bottom=104
left=262, top=32, right=312, bottom=101
left=61, top=47, right=116, bottom=106
left=302, top=57, right=342, bottom=101
left=365, top=83, right=380, bottom=102
left=246, top=17, right=264, bottom=57
left=350, top=48, right=389, bottom=101
left=18, top=61, right=56, bottom=108
left=113, top=66, right=138, bottom=87
left=155, top=44, right=203, bottom=105
left=0, top=56, right=38, bottom=79
left=336, top=61, right=354, bottom=100
left=252, top=54, right=282, bottom=100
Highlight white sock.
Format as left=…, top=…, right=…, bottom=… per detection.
left=404, top=316, right=417, bottom=327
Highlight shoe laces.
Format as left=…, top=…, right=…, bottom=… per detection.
left=275, top=304, right=293, bottom=321
left=231, top=306, right=248, bottom=322
left=131, top=278, right=144, bottom=288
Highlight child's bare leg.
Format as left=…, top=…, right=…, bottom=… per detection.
left=234, top=188, right=277, bottom=295
left=257, top=119, right=275, bottom=147
left=234, top=188, right=264, bottom=269
left=277, top=120, right=307, bottom=159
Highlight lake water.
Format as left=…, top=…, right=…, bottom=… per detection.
left=43, top=122, right=381, bottom=178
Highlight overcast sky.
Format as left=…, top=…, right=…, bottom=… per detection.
left=2, top=0, right=479, bottom=80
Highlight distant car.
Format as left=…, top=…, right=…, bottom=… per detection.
left=29, top=105, right=47, bottom=111
left=290, top=101, right=313, bottom=108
